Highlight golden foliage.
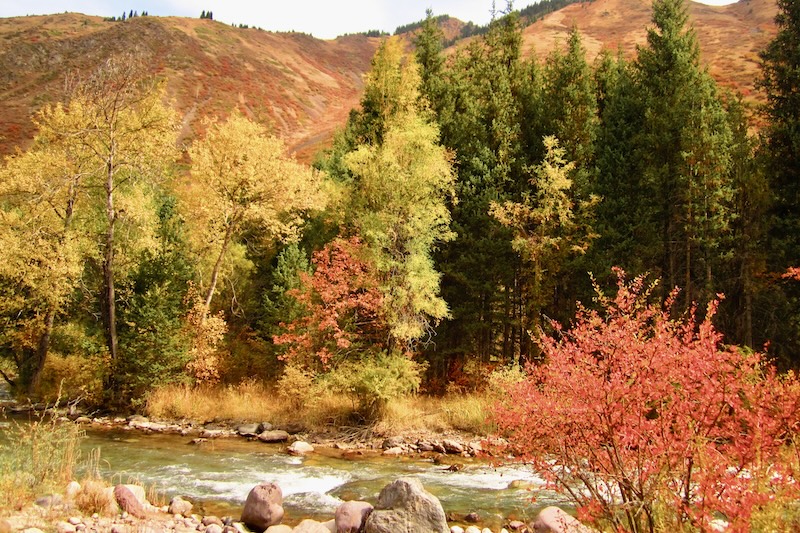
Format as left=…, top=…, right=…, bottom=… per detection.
left=183, top=286, right=227, bottom=385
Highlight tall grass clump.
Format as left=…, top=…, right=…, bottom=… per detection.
left=0, top=409, right=84, bottom=510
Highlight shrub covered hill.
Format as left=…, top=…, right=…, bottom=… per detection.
left=0, top=0, right=778, bottom=160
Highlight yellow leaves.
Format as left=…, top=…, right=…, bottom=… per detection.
left=362, top=37, right=422, bottom=129
left=183, top=285, right=227, bottom=385
left=188, top=112, right=326, bottom=247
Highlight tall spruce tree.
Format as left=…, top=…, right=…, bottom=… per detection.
left=759, top=0, right=800, bottom=270
left=632, top=0, right=734, bottom=305
left=430, top=12, right=529, bottom=367
left=758, top=0, right=800, bottom=363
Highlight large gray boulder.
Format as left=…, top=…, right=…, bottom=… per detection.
left=364, top=478, right=448, bottom=533
left=241, top=482, right=284, bottom=532
left=335, top=500, right=373, bottom=532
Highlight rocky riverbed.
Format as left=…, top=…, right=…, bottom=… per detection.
left=0, top=476, right=591, bottom=533
left=1, top=406, right=595, bottom=533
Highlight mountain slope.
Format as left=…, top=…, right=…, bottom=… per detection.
left=0, top=0, right=780, bottom=160
left=521, top=0, right=777, bottom=98
left=0, top=13, right=379, bottom=159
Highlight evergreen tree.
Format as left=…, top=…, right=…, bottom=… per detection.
left=759, top=0, right=800, bottom=270
left=542, top=28, right=598, bottom=195
left=429, top=11, right=532, bottom=368
left=414, top=9, right=447, bottom=119
left=758, top=0, right=800, bottom=364
left=631, top=0, right=734, bottom=305
left=117, top=194, right=195, bottom=404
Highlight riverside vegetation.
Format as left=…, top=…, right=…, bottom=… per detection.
left=5, top=0, right=800, bottom=530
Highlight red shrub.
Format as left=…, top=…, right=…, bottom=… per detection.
left=495, top=269, right=800, bottom=532
left=273, top=237, right=385, bottom=366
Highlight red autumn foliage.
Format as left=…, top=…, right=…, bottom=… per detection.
left=494, top=269, right=800, bottom=533
left=782, top=266, right=800, bottom=281
left=273, top=236, right=385, bottom=366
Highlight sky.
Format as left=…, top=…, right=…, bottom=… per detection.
left=0, top=0, right=739, bottom=40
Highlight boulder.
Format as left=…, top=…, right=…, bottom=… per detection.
left=258, top=430, right=290, bottom=443
left=65, top=481, right=81, bottom=500
left=532, top=507, right=594, bottom=533
left=113, top=484, right=147, bottom=518
left=203, top=516, right=225, bottom=527
left=417, top=441, right=435, bottom=452
left=450, top=527, right=465, bottom=533
left=287, top=441, right=315, bottom=455
left=168, top=496, right=193, bottom=516
left=237, top=424, right=261, bottom=437
left=265, top=526, right=293, bottom=533
left=464, top=527, right=481, bottom=533
left=55, top=522, right=76, bottom=533
left=241, top=482, right=284, bottom=532
left=122, top=484, right=148, bottom=506
left=279, top=422, right=305, bottom=434
left=292, top=519, right=331, bottom=533
left=381, top=436, right=405, bottom=449
left=335, top=500, right=373, bottom=532
left=382, top=447, right=404, bottom=456
left=442, top=440, right=465, bottom=454
left=206, top=525, right=224, bottom=533
left=364, top=478, right=448, bottom=533
left=465, top=512, right=479, bottom=523
left=508, top=480, right=537, bottom=490
left=467, top=441, right=483, bottom=455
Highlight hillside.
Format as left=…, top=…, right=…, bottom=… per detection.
left=521, top=0, right=778, bottom=99
left=0, top=13, right=379, bottom=160
left=0, top=0, right=780, bottom=159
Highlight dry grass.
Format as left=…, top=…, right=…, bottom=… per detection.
left=75, top=478, right=116, bottom=516
left=146, top=382, right=496, bottom=436
left=145, top=381, right=357, bottom=428
left=0, top=411, right=85, bottom=512
left=376, top=394, right=496, bottom=435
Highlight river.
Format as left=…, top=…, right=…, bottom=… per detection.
left=75, top=426, right=560, bottom=528
left=0, top=389, right=566, bottom=529
left=76, top=430, right=564, bottom=527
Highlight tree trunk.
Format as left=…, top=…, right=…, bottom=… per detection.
left=28, top=309, right=56, bottom=394
left=103, top=159, right=118, bottom=365
left=28, top=181, right=77, bottom=395
left=205, top=223, right=235, bottom=309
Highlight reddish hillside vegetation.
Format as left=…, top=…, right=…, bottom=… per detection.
left=0, top=0, right=780, bottom=159
left=0, top=13, right=379, bottom=160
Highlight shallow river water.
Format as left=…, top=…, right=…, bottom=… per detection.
left=75, top=426, right=563, bottom=527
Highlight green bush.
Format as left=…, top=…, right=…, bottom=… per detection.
left=324, top=352, right=425, bottom=421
